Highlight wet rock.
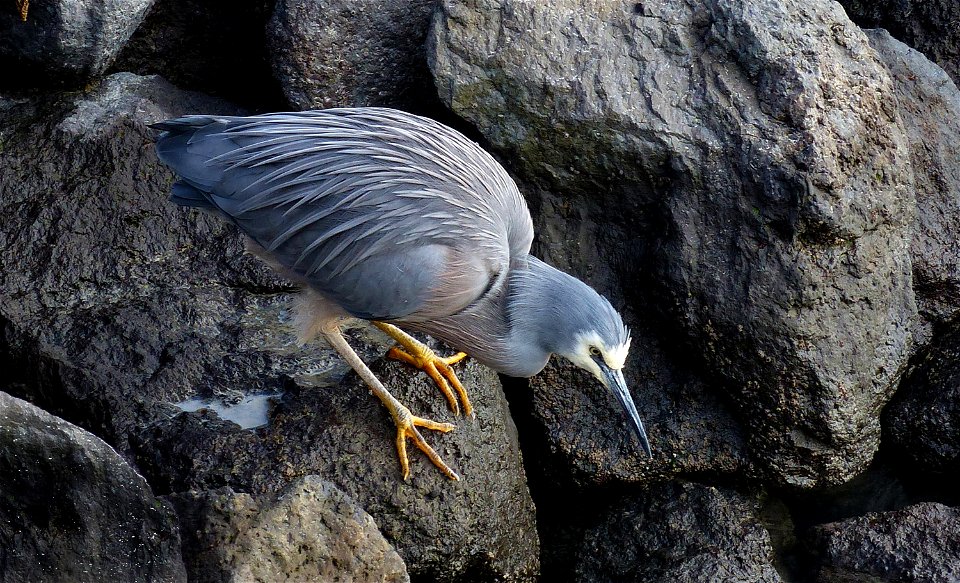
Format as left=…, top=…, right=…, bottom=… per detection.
left=811, top=502, right=960, bottom=581
left=167, top=477, right=409, bottom=583
left=266, top=0, right=441, bottom=111
left=866, top=29, right=960, bottom=329
left=111, top=0, right=282, bottom=110
left=574, top=482, right=782, bottom=582
left=0, top=72, right=539, bottom=581
left=0, top=391, right=185, bottom=583
left=429, top=0, right=916, bottom=488
left=839, top=0, right=960, bottom=85
left=884, top=326, right=960, bottom=476
left=0, top=0, right=154, bottom=88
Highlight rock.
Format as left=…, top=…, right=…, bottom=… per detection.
left=266, top=0, right=441, bottom=111
left=811, top=502, right=960, bottom=581
left=0, top=72, right=539, bottom=581
left=167, top=477, right=409, bottom=583
left=574, top=482, right=782, bottom=582
left=111, top=0, right=283, bottom=109
left=429, top=0, right=917, bottom=488
left=883, top=326, right=960, bottom=476
left=0, top=0, right=154, bottom=87
left=866, top=29, right=960, bottom=328
left=838, top=0, right=960, bottom=86
left=0, top=391, right=186, bottom=583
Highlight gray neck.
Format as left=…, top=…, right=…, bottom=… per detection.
left=408, top=256, right=598, bottom=378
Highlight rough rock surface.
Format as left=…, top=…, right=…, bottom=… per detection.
left=574, top=482, right=782, bottom=582
left=168, top=477, right=409, bottom=583
left=0, top=0, right=154, bottom=87
left=812, top=502, right=960, bottom=581
left=0, top=392, right=185, bottom=583
left=267, top=0, right=440, bottom=111
left=429, top=0, right=916, bottom=488
left=0, top=72, right=539, bottom=582
left=884, top=326, right=960, bottom=476
left=866, top=29, right=960, bottom=328
left=112, top=0, right=282, bottom=109
left=839, top=0, right=960, bottom=85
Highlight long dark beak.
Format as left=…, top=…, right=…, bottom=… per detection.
left=597, top=360, right=652, bottom=457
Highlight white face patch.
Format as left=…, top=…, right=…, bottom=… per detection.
left=569, top=330, right=631, bottom=383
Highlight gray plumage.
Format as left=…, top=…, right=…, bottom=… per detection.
left=154, top=107, right=650, bottom=459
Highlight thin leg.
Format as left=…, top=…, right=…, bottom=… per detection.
left=321, top=324, right=459, bottom=481
left=373, top=322, right=473, bottom=417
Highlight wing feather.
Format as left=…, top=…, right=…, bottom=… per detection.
left=154, top=107, right=534, bottom=321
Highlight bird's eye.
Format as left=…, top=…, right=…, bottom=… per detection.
left=589, top=346, right=601, bottom=357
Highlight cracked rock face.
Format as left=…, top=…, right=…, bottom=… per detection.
left=0, top=72, right=539, bottom=582
left=429, top=0, right=917, bottom=489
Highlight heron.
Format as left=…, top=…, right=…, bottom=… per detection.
left=153, top=107, right=651, bottom=481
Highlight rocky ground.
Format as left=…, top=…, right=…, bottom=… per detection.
left=1, top=1, right=959, bottom=582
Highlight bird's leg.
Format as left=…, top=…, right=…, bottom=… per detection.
left=321, top=324, right=459, bottom=481
left=373, top=322, right=473, bottom=417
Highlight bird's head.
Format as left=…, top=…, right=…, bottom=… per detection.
left=555, top=306, right=652, bottom=459
left=508, top=257, right=653, bottom=457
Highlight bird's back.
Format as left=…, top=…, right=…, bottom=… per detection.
left=154, top=108, right=533, bottom=322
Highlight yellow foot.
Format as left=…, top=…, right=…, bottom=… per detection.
left=388, top=345, right=472, bottom=416
left=393, top=405, right=459, bottom=481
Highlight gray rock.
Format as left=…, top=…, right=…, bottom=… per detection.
left=884, top=326, right=960, bottom=476
left=167, top=477, right=409, bottom=583
left=429, top=0, right=917, bottom=488
left=0, top=391, right=186, bottom=583
left=866, top=29, right=960, bottom=328
left=839, top=0, right=960, bottom=86
left=0, top=0, right=154, bottom=87
left=575, top=482, right=782, bottom=582
left=266, top=0, right=440, bottom=111
left=812, top=502, right=960, bottom=581
left=0, top=72, right=539, bottom=581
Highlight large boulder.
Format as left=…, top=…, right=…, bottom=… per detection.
left=0, top=72, right=539, bottom=581
left=0, top=0, right=154, bottom=87
left=811, top=502, right=960, bottom=581
left=0, top=392, right=185, bottom=583
left=266, top=0, right=441, bottom=111
left=429, top=0, right=917, bottom=488
left=574, top=482, right=782, bottom=582
left=168, top=477, right=409, bottom=583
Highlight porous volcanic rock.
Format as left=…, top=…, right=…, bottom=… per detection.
left=429, top=0, right=917, bottom=488
left=0, top=391, right=185, bottom=583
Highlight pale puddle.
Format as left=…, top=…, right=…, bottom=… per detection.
left=175, top=393, right=281, bottom=429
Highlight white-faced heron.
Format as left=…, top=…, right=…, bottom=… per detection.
left=153, top=107, right=651, bottom=480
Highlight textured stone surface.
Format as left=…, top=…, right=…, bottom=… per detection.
left=267, top=0, right=440, bottom=111
left=168, top=477, right=409, bottom=583
left=0, top=73, right=539, bottom=582
left=575, top=482, right=782, bottom=582
left=884, top=326, right=960, bottom=476
left=812, top=502, right=960, bottom=582
left=0, top=0, right=154, bottom=87
left=866, top=29, right=960, bottom=328
left=429, top=0, right=916, bottom=488
left=839, top=0, right=960, bottom=85
left=0, top=392, right=186, bottom=583
left=112, top=0, right=282, bottom=109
